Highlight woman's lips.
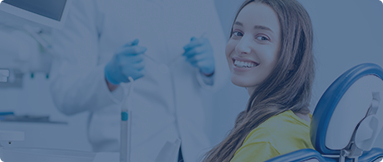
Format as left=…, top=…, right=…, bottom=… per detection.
left=232, top=58, right=259, bottom=69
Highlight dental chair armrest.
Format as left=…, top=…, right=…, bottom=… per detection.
left=358, top=147, right=383, bottom=162
left=265, top=149, right=337, bottom=162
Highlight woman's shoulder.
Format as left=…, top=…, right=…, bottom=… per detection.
left=257, top=110, right=307, bottom=128
left=244, top=110, right=311, bottom=144
left=243, top=110, right=314, bottom=154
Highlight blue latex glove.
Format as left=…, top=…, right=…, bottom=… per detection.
left=183, top=37, right=215, bottom=76
left=105, top=39, right=146, bottom=85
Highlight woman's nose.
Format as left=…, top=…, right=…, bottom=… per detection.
left=235, top=37, right=251, bottom=55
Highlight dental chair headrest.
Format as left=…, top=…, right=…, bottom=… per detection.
left=311, top=63, right=383, bottom=155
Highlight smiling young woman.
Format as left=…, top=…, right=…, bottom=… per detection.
left=203, top=0, right=315, bottom=161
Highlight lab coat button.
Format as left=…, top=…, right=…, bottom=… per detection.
left=159, top=64, right=169, bottom=74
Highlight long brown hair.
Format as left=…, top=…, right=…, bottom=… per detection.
left=203, top=0, right=315, bottom=161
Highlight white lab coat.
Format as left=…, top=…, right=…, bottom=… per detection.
left=49, top=0, right=228, bottom=161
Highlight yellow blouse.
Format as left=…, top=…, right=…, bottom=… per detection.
left=230, top=110, right=314, bottom=162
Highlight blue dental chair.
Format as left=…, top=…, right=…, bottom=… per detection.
left=266, top=63, right=383, bottom=162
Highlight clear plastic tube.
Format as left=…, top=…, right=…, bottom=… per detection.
left=120, top=77, right=134, bottom=162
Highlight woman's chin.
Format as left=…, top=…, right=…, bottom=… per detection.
left=231, top=77, right=252, bottom=88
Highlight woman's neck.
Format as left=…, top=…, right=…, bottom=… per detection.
left=246, top=87, right=256, bottom=96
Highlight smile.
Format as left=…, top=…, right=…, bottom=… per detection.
left=233, top=59, right=259, bottom=68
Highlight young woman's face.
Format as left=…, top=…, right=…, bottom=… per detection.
left=226, top=2, right=281, bottom=93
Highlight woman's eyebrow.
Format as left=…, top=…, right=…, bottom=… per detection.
left=234, top=21, right=274, bottom=34
left=254, top=25, right=274, bottom=34
left=234, top=21, right=243, bottom=26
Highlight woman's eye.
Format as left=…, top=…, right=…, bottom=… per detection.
left=256, top=36, right=269, bottom=41
left=232, top=31, right=243, bottom=37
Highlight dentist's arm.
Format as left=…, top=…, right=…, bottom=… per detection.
left=183, top=1, right=229, bottom=91
left=49, top=0, right=122, bottom=115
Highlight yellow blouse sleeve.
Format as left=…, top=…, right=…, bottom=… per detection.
left=230, top=142, right=280, bottom=162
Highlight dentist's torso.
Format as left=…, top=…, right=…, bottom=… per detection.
left=87, top=0, right=222, bottom=161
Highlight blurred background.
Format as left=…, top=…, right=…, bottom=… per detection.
left=0, top=0, right=382, bottom=152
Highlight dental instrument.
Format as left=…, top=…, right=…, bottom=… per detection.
left=120, top=76, right=134, bottom=162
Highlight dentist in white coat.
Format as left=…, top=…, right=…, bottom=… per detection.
left=49, top=0, right=228, bottom=161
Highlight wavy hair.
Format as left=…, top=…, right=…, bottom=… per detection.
left=203, top=0, right=315, bottom=161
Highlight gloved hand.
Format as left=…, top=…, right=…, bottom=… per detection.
left=105, top=39, right=146, bottom=85
left=183, top=37, right=215, bottom=76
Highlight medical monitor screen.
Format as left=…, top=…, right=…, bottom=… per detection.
left=3, top=0, right=67, bottom=21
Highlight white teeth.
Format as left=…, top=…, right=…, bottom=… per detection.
left=234, top=60, right=256, bottom=68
